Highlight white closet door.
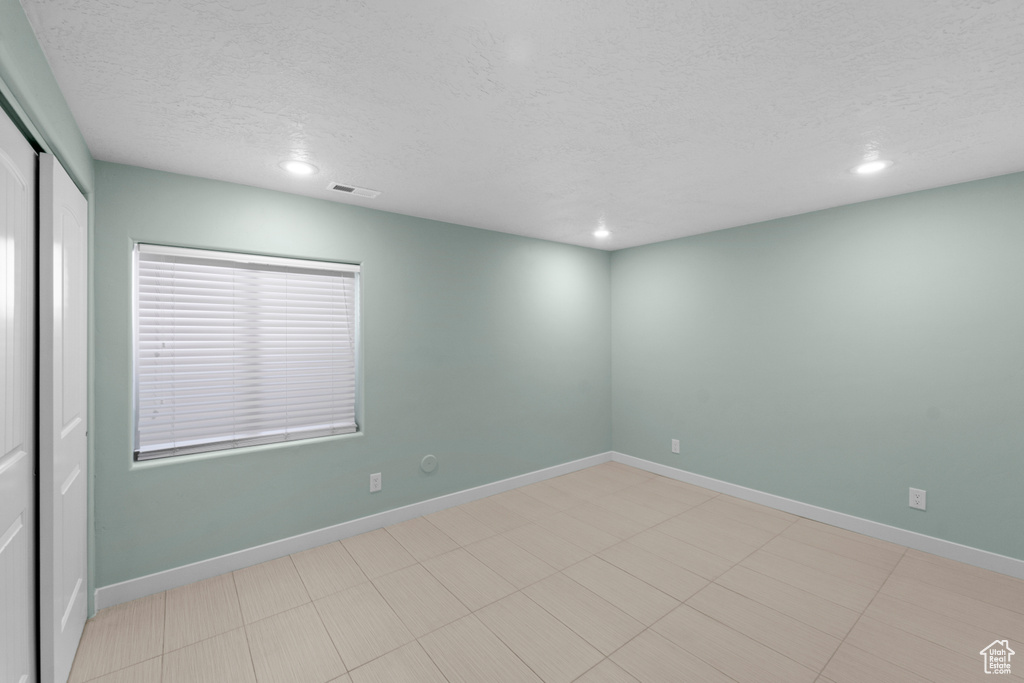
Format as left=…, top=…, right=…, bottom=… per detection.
left=40, top=153, right=89, bottom=683
left=1, top=104, right=38, bottom=683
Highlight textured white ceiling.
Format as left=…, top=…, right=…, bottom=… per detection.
left=21, top=0, right=1024, bottom=249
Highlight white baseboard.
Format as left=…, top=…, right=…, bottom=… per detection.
left=97, top=448, right=1024, bottom=611
left=94, top=451, right=614, bottom=611
left=611, top=451, right=1024, bottom=581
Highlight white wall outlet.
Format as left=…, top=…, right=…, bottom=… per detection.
left=671, top=438, right=680, bottom=454
left=370, top=473, right=382, bottom=493
left=909, top=487, right=926, bottom=510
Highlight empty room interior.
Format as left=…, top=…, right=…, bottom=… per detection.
left=2, top=0, right=1024, bottom=682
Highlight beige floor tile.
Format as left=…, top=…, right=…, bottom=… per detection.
left=72, top=464, right=1022, bottom=683
left=865, top=591, right=1019, bottom=659
left=458, top=497, right=531, bottom=534
left=315, top=582, right=414, bottom=670
left=625, top=476, right=717, bottom=508
left=762, top=535, right=894, bottom=589
left=546, top=473, right=614, bottom=500
left=844, top=615, right=992, bottom=682
left=490, top=488, right=561, bottom=520
left=348, top=642, right=447, bottom=683
left=523, top=573, right=644, bottom=655
left=615, top=483, right=698, bottom=516
left=245, top=602, right=345, bottom=683
left=795, top=517, right=903, bottom=552
left=565, top=471, right=634, bottom=497
left=713, top=492, right=798, bottom=519
left=628, top=528, right=735, bottom=580
left=593, top=461, right=654, bottom=484
left=69, top=592, right=165, bottom=683
left=821, top=643, right=931, bottom=683
left=682, top=504, right=782, bottom=546
left=536, top=512, right=620, bottom=553
left=563, top=557, right=679, bottom=625
left=564, top=502, right=647, bottom=539
left=385, top=517, right=459, bottom=561
left=422, top=548, right=516, bottom=610
left=164, top=573, right=243, bottom=652
left=598, top=541, right=708, bottom=601
left=372, top=563, right=468, bottom=637
left=893, top=551, right=1024, bottom=614
left=464, top=534, right=557, bottom=588
left=582, top=464, right=648, bottom=488
left=162, top=628, right=256, bottom=683
left=696, top=495, right=798, bottom=534
left=233, top=556, right=310, bottom=624
left=503, top=523, right=591, bottom=570
left=574, top=659, right=640, bottom=683
left=652, top=605, right=817, bottom=683
left=478, top=592, right=602, bottom=683
left=716, top=565, right=860, bottom=638
left=86, top=657, right=162, bottom=683
left=424, top=506, right=496, bottom=545
left=781, top=520, right=904, bottom=571
left=341, top=529, right=417, bottom=579
left=741, top=548, right=879, bottom=612
left=654, top=513, right=763, bottom=562
left=686, top=583, right=840, bottom=671
left=650, top=514, right=753, bottom=563
left=611, top=629, right=735, bottom=683
left=291, top=542, right=368, bottom=600
left=419, top=614, right=542, bottom=683
left=589, top=491, right=672, bottom=528
left=518, top=480, right=587, bottom=510
left=880, top=574, right=1024, bottom=643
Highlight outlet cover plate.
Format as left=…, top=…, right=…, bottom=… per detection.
left=909, top=487, right=926, bottom=510
left=370, top=473, right=382, bottom=493
left=671, top=439, right=680, bottom=454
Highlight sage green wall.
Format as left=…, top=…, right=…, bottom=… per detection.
left=93, top=161, right=611, bottom=587
left=0, top=0, right=93, bottom=192
left=611, top=171, right=1024, bottom=561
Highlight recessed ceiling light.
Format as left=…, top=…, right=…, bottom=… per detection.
left=851, top=159, right=893, bottom=175
left=594, top=228, right=611, bottom=238
left=281, top=160, right=318, bottom=176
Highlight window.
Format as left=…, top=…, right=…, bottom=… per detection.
left=133, top=244, right=359, bottom=460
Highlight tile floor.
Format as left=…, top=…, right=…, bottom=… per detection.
left=69, top=462, right=1024, bottom=682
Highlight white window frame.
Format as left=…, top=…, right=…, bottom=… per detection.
left=132, top=243, right=361, bottom=460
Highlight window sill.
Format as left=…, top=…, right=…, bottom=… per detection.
left=129, top=430, right=364, bottom=471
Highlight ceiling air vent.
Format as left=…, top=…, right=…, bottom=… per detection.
left=328, top=182, right=380, bottom=198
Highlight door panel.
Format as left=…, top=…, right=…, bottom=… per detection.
left=40, top=153, right=88, bottom=683
left=1, top=102, right=38, bottom=683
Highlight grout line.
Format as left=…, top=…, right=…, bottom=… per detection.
left=159, top=588, right=168, bottom=658
left=757, top=532, right=901, bottom=589
left=228, top=569, right=260, bottom=683
left=851, top=554, right=1024, bottom=664
left=306, top=591, right=349, bottom=677
left=811, top=543, right=908, bottom=677
left=469, top=592, right=571, bottom=683
left=683, top=581, right=834, bottom=674
left=714, top=563, right=860, bottom=638
left=412, top=634, right=454, bottom=683
left=76, top=655, right=164, bottom=683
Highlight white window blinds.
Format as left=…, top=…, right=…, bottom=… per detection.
left=134, top=244, right=360, bottom=460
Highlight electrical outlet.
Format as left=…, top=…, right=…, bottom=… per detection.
left=370, top=473, right=382, bottom=493
left=909, top=487, right=926, bottom=510
left=671, top=439, right=680, bottom=454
